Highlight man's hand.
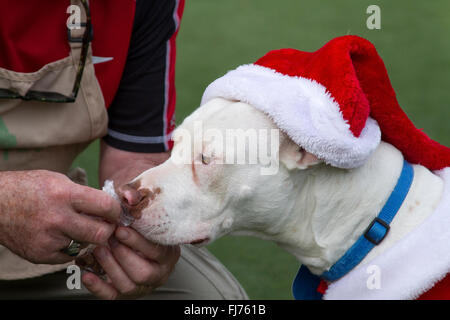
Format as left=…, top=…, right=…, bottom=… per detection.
left=0, top=170, right=121, bottom=264
left=82, top=141, right=179, bottom=299
left=82, top=227, right=180, bottom=299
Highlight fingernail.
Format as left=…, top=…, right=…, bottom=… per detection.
left=116, top=228, right=129, bottom=240
left=108, top=237, right=119, bottom=248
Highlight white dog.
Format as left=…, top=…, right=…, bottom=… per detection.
left=117, top=97, right=449, bottom=299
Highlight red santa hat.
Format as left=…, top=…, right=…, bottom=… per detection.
left=201, top=35, right=450, bottom=170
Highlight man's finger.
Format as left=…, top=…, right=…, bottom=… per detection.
left=70, top=184, right=121, bottom=223
left=108, top=237, right=162, bottom=286
left=61, top=213, right=115, bottom=245
left=93, top=246, right=138, bottom=295
left=82, top=272, right=119, bottom=300
left=115, top=227, right=179, bottom=264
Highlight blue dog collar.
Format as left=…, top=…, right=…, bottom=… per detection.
left=293, top=160, right=414, bottom=299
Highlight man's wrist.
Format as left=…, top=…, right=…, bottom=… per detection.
left=99, top=140, right=169, bottom=187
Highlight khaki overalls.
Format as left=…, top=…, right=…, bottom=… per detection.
left=0, top=1, right=247, bottom=299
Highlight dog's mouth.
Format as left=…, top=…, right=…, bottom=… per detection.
left=189, top=238, right=210, bottom=246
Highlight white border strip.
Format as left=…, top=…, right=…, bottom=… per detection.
left=107, top=129, right=172, bottom=144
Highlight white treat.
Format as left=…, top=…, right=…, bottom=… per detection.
left=102, top=180, right=119, bottom=200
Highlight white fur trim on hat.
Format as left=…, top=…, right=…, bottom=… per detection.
left=201, top=64, right=381, bottom=169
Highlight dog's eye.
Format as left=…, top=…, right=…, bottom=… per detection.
left=201, top=154, right=212, bottom=165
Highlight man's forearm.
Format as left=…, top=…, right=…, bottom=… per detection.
left=99, top=140, right=170, bottom=187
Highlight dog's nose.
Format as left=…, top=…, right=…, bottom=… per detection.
left=117, top=182, right=146, bottom=207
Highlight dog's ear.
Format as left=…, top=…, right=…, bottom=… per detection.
left=280, top=140, right=321, bottom=170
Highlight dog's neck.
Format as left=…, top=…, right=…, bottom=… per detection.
left=272, top=142, right=444, bottom=275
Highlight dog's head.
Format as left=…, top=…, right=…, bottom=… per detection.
left=117, top=98, right=321, bottom=246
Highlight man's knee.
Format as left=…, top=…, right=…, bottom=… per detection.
left=143, top=245, right=248, bottom=300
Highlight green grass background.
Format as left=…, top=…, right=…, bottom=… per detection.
left=73, top=0, right=450, bottom=299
